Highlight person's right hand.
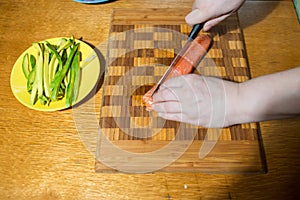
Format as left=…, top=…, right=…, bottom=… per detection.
left=185, top=0, right=245, bottom=31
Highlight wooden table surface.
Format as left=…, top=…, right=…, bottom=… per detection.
left=1, top=0, right=299, bottom=199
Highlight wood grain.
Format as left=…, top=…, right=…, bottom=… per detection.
left=1, top=0, right=300, bottom=199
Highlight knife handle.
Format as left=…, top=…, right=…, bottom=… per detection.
left=188, top=23, right=204, bottom=40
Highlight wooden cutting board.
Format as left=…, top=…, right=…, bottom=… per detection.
left=96, top=8, right=267, bottom=173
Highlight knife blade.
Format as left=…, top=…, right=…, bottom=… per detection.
left=149, top=23, right=204, bottom=97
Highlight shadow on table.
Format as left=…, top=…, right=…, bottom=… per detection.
left=71, top=40, right=106, bottom=108
left=238, top=1, right=280, bottom=29
left=209, top=1, right=280, bottom=36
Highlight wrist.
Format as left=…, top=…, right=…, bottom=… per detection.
left=234, top=80, right=269, bottom=125
left=224, top=81, right=258, bottom=126
left=224, top=81, right=241, bottom=126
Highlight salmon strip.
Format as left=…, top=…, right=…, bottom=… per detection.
left=143, top=34, right=212, bottom=110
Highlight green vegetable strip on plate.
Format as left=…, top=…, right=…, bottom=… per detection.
left=66, top=51, right=80, bottom=107
left=50, top=43, right=79, bottom=101
left=31, top=43, right=44, bottom=105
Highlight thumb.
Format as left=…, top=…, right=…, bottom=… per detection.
left=202, top=13, right=231, bottom=31
left=186, top=9, right=232, bottom=31
left=185, top=9, right=209, bottom=26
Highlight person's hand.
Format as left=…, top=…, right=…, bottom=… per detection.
left=185, top=0, right=245, bottom=31
left=151, top=74, right=239, bottom=128
left=151, top=67, right=300, bottom=128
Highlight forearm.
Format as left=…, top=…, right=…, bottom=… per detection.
left=232, top=67, right=300, bottom=124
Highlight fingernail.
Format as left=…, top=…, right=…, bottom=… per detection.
left=203, top=22, right=211, bottom=32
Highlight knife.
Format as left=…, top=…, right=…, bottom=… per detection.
left=150, top=23, right=204, bottom=97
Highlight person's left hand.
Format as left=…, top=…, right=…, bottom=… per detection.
left=151, top=74, right=239, bottom=128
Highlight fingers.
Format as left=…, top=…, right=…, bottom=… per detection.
left=146, top=82, right=180, bottom=112
left=149, top=75, right=202, bottom=117
left=148, top=74, right=205, bottom=126
left=186, top=8, right=232, bottom=31
left=203, top=13, right=232, bottom=31
left=185, top=9, right=209, bottom=26
left=156, top=112, right=183, bottom=123
left=160, top=76, right=185, bottom=89
left=151, top=79, right=184, bottom=113
left=152, top=101, right=182, bottom=113
left=151, top=75, right=186, bottom=102
left=152, top=86, right=178, bottom=103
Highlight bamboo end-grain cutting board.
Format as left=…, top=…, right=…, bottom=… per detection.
left=96, top=8, right=267, bottom=173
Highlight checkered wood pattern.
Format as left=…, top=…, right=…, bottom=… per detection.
left=99, top=14, right=259, bottom=142
left=96, top=9, right=266, bottom=173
